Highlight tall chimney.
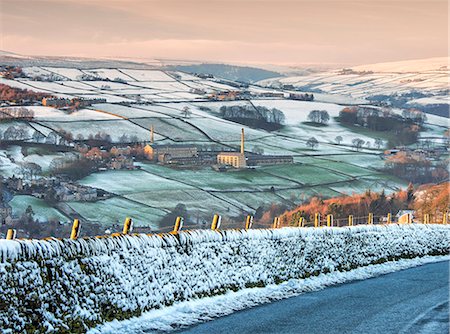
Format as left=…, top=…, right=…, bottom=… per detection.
left=240, top=128, right=245, bottom=154
left=150, top=125, right=154, bottom=144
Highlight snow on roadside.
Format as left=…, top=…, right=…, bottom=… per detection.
left=89, top=255, right=449, bottom=334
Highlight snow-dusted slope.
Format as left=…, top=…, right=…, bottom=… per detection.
left=0, top=224, right=448, bottom=332
left=259, top=57, right=449, bottom=102
left=351, top=57, right=448, bottom=73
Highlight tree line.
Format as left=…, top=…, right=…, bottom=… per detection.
left=219, top=105, right=285, bottom=131
left=339, top=106, right=426, bottom=147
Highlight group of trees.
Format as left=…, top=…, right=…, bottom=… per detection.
left=307, top=110, right=330, bottom=125
left=0, top=84, right=51, bottom=103
left=219, top=105, right=285, bottom=131
left=0, top=107, right=34, bottom=120
left=14, top=162, right=42, bottom=180
left=339, top=106, right=425, bottom=147
left=385, top=151, right=448, bottom=184
left=412, top=183, right=449, bottom=221
left=278, top=186, right=421, bottom=227
left=1, top=125, right=29, bottom=141
left=0, top=66, right=25, bottom=79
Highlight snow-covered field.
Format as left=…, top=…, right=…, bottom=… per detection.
left=259, top=57, right=450, bottom=105
left=0, top=224, right=448, bottom=332
left=0, top=61, right=446, bottom=226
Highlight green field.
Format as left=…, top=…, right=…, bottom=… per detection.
left=76, top=160, right=407, bottom=226
left=10, top=195, right=69, bottom=222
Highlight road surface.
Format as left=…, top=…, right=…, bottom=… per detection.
left=178, top=261, right=449, bottom=334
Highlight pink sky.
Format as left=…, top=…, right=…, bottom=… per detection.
left=0, top=0, right=447, bottom=65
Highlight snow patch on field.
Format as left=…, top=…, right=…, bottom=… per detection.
left=90, top=255, right=449, bottom=334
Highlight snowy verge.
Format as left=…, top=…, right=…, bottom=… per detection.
left=0, top=225, right=449, bottom=332
left=89, top=255, right=449, bottom=334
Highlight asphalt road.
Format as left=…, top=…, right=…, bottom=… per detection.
left=178, top=261, right=449, bottom=334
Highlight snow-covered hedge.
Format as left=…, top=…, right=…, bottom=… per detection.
left=0, top=224, right=448, bottom=333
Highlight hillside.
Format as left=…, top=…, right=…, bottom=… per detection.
left=258, top=57, right=449, bottom=117
left=166, top=63, right=283, bottom=83
left=0, top=57, right=447, bottom=232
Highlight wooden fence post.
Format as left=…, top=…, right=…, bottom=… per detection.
left=123, top=217, right=133, bottom=234
left=70, top=219, right=80, bottom=240
left=387, top=213, right=391, bottom=224
left=348, top=215, right=353, bottom=226
left=327, top=214, right=333, bottom=227
left=6, top=229, right=16, bottom=240
left=314, top=213, right=320, bottom=228
left=211, top=214, right=221, bottom=230
left=443, top=210, right=448, bottom=225
left=368, top=213, right=373, bottom=225
left=245, top=215, right=253, bottom=230
left=173, top=216, right=183, bottom=233
left=272, top=217, right=280, bottom=229
left=423, top=214, right=429, bottom=225
left=298, top=217, right=305, bottom=227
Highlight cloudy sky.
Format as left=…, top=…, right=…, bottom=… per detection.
left=0, top=0, right=447, bottom=65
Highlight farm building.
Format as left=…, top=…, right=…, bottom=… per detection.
left=246, top=154, right=294, bottom=166
left=144, top=144, right=198, bottom=162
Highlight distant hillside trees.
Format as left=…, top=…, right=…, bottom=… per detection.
left=0, top=66, right=25, bottom=79
left=307, top=110, right=329, bottom=125
left=15, top=162, right=42, bottom=180
left=276, top=183, right=450, bottom=227
left=0, top=107, right=34, bottom=121
left=2, top=125, right=29, bottom=140
left=219, top=105, right=285, bottom=131
left=0, top=84, right=52, bottom=104
left=385, top=151, right=448, bottom=184
left=274, top=184, right=450, bottom=226
left=339, top=106, right=425, bottom=147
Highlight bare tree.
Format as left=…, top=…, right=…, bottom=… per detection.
left=181, top=106, right=192, bottom=119
left=306, top=137, right=319, bottom=149
left=374, top=138, right=383, bottom=149
left=32, top=131, right=45, bottom=143
left=335, top=136, right=343, bottom=145
left=352, top=138, right=365, bottom=151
